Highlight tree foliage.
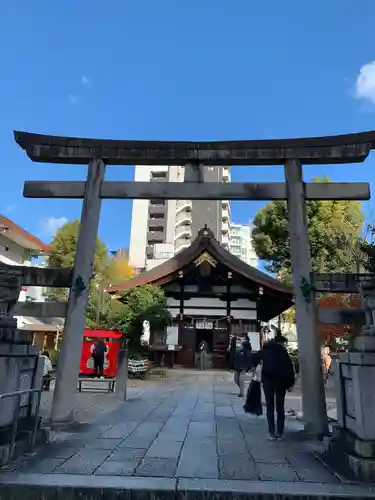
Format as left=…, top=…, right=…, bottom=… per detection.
left=316, top=294, right=361, bottom=350
left=117, top=285, right=172, bottom=346
left=45, top=220, right=170, bottom=346
left=47, top=220, right=108, bottom=272
left=105, top=258, right=135, bottom=286
left=252, top=177, right=364, bottom=278
left=359, top=224, right=375, bottom=274
left=46, top=220, right=108, bottom=301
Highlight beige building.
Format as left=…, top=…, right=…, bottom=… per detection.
left=129, top=165, right=231, bottom=271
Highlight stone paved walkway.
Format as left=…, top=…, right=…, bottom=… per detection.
left=0, top=371, right=374, bottom=499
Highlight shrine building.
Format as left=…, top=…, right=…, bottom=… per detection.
left=107, top=227, right=293, bottom=369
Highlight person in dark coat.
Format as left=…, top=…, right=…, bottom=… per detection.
left=233, top=340, right=252, bottom=397
left=91, top=340, right=107, bottom=379
left=228, top=336, right=237, bottom=370
left=242, top=336, right=252, bottom=370
left=233, top=346, right=245, bottom=397
left=253, top=335, right=295, bottom=440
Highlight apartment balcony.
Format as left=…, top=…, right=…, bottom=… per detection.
left=175, top=211, right=192, bottom=227
left=222, top=167, right=230, bottom=182
left=148, top=218, right=165, bottom=231
left=176, top=200, right=192, bottom=213
left=221, top=233, right=229, bottom=246
left=175, top=239, right=191, bottom=253
left=175, top=224, right=192, bottom=239
left=147, top=231, right=164, bottom=245
left=149, top=204, right=165, bottom=217
left=222, top=205, right=230, bottom=221
left=221, top=221, right=230, bottom=233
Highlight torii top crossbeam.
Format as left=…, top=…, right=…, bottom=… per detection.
left=14, top=130, right=375, bottom=165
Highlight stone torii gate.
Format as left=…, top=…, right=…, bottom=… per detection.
left=14, top=130, right=374, bottom=434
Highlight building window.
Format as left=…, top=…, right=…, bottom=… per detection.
left=150, top=200, right=165, bottom=206
left=151, top=171, right=167, bottom=179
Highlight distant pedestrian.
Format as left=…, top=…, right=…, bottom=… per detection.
left=91, top=340, right=107, bottom=379
left=228, top=335, right=237, bottom=370
left=322, top=345, right=332, bottom=384
left=233, top=340, right=252, bottom=397
left=41, top=351, right=53, bottom=391
left=253, top=335, right=295, bottom=440
left=198, top=340, right=209, bottom=370
left=242, top=335, right=252, bottom=370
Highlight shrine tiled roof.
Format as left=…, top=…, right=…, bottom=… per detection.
left=106, top=226, right=292, bottom=300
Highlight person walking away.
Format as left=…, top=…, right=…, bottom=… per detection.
left=322, top=345, right=332, bottom=384
left=91, top=339, right=107, bottom=379
left=198, top=339, right=209, bottom=370
left=234, top=341, right=249, bottom=397
left=41, top=351, right=53, bottom=391
left=253, top=335, right=295, bottom=440
left=242, top=335, right=252, bottom=371
left=228, top=335, right=237, bottom=370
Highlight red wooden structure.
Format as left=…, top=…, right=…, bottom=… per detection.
left=80, top=329, right=122, bottom=378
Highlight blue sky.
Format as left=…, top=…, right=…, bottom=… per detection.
left=1, top=0, right=375, bottom=252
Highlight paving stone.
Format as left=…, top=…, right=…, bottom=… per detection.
left=183, top=437, right=217, bottom=456
left=188, top=422, right=216, bottom=437
left=18, top=458, right=67, bottom=474
left=215, top=406, right=235, bottom=417
left=191, top=415, right=215, bottom=423
left=94, top=460, right=136, bottom=476
left=146, top=440, right=183, bottom=459
left=248, top=443, right=287, bottom=463
left=55, top=450, right=111, bottom=475
left=131, top=422, right=164, bottom=438
left=177, top=450, right=219, bottom=479
left=157, top=428, right=188, bottom=442
left=257, top=462, right=299, bottom=481
left=85, top=438, right=122, bottom=450
left=286, top=453, right=339, bottom=483
left=44, top=444, right=82, bottom=459
left=219, top=455, right=259, bottom=480
left=109, top=447, right=147, bottom=463
left=100, top=422, right=138, bottom=439
left=120, top=435, right=157, bottom=448
left=217, top=439, right=249, bottom=456
left=135, top=457, right=178, bottom=477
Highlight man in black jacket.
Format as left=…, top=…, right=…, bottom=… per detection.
left=253, top=335, right=295, bottom=440
left=234, top=339, right=252, bottom=397
left=92, top=340, right=107, bottom=379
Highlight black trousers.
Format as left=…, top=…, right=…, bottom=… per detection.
left=93, top=356, right=104, bottom=377
left=263, top=378, right=287, bottom=435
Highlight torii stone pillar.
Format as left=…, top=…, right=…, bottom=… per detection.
left=284, top=159, right=328, bottom=436
left=51, top=158, right=105, bottom=424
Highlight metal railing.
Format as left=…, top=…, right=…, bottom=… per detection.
left=0, top=388, right=43, bottom=461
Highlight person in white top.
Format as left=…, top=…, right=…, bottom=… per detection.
left=41, top=351, right=53, bottom=390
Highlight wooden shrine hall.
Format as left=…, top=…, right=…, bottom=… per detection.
left=108, top=227, right=293, bottom=369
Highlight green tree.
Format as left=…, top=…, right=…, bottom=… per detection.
left=47, top=220, right=108, bottom=272
left=359, top=224, right=375, bottom=274
left=117, top=285, right=172, bottom=349
left=252, top=177, right=364, bottom=279
left=45, top=219, right=109, bottom=304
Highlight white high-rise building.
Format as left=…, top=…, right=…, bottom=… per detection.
left=229, top=222, right=258, bottom=268
left=129, top=165, right=231, bottom=271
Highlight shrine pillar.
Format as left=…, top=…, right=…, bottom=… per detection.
left=284, top=159, right=328, bottom=436
left=51, top=158, right=105, bottom=424
left=327, top=279, right=375, bottom=480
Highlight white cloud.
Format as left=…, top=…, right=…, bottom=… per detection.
left=355, top=61, right=375, bottom=104
left=39, top=217, right=69, bottom=237
left=81, top=75, right=90, bottom=86
left=68, top=93, right=79, bottom=105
